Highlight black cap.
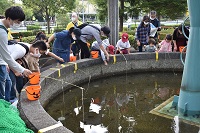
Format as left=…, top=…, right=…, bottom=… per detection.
left=73, top=28, right=82, bottom=40
left=101, top=26, right=110, bottom=37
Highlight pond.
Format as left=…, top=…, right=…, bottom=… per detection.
left=45, top=72, right=199, bottom=133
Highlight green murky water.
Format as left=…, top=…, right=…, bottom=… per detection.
left=45, top=72, right=199, bottom=133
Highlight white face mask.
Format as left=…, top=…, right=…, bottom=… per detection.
left=10, top=22, right=21, bottom=30
left=150, top=17, right=155, bottom=20
left=72, top=36, right=77, bottom=40
left=30, top=48, right=41, bottom=58
left=144, top=22, right=149, bottom=25
left=71, top=17, right=76, bottom=22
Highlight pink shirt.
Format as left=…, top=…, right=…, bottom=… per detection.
left=158, top=40, right=172, bottom=52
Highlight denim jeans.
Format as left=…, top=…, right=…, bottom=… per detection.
left=9, top=70, right=24, bottom=101
left=0, top=65, right=12, bottom=101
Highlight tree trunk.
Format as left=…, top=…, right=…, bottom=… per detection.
left=119, top=0, right=124, bottom=32
left=47, top=18, right=50, bottom=34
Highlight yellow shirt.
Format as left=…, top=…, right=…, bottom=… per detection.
left=66, top=21, right=83, bottom=30
left=8, top=28, right=13, bottom=40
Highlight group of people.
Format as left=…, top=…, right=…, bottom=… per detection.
left=135, top=10, right=189, bottom=53
left=0, top=6, right=189, bottom=103
left=0, top=7, right=112, bottom=103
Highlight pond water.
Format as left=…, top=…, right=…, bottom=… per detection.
left=45, top=72, right=199, bottom=133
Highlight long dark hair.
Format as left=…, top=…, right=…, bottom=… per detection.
left=176, top=24, right=189, bottom=37
left=32, top=32, right=47, bottom=44
left=140, top=15, right=150, bottom=27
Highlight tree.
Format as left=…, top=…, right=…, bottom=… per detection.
left=21, top=0, right=76, bottom=34
left=88, top=0, right=187, bottom=31
left=88, top=0, right=107, bottom=24
left=139, top=0, right=188, bottom=20
left=22, top=5, right=33, bottom=21
left=0, top=0, right=13, bottom=15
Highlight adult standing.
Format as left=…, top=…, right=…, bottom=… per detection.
left=0, top=6, right=32, bottom=101
left=47, top=27, right=82, bottom=65
left=77, top=24, right=110, bottom=61
left=135, top=16, right=151, bottom=52
left=149, top=11, right=161, bottom=42
left=172, top=25, right=189, bottom=52
left=66, top=12, right=83, bottom=57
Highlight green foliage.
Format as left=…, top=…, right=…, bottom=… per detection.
left=139, top=0, right=187, bottom=20
left=22, top=0, right=76, bottom=33
left=0, top=0, right=12, bottom=15
left=54, top=28, right=65, bottom=33
left=11, top=31, right=33, bottom=39
left=21, top=36, right=35, bottom=44
left=89, top=0, right=107, bottom=23
left=22, top=5, right=33, bottom=21
left=32, top=30, right=45, bottom=36
left=56, top=13, right=70, bottom=27
left=27, top=25, right=41, bottom=31
left=20, top=32, right=33, bottom=37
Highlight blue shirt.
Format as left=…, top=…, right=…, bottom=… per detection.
left=52, top=30, right=73, bottom=63
left=136, top=23, right=151, bottom=44
left=53, top=30, right=73, bottom=52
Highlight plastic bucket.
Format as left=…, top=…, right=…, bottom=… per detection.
left=91, top=51, right=99, bottom=59
left=28, top=71, right=40, bottom=85
left=25, top=85, right=41, bottom=100
left=70, top=56, right=77, bottom=62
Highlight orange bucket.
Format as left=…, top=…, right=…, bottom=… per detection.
left=70, top=56, right=76, bottom=62
left=28, top=71, right=40, bottom=85
left=25, top=85, right=41, bottom=100
left=91, top=51, right=99, bottom=59
left=179, top=46, right=186, bottom=52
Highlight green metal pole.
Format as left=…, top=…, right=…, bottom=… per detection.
left=178, top=0, right=200, bottom=116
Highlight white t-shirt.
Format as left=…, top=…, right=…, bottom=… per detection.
left=7, top=42, right=30, bottom=60
left=116, top=39, right=131, bottom=50
left=92, top=39, right=110, bottom=50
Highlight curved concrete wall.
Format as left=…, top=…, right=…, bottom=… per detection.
left=18, top=52, right=184, bottom=133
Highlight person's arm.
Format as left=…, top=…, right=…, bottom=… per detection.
left=99, top=44, right=109, bottom=60
left=0, top=31, right=31, bottom=76
left=46, top=34, right=55, bottom=48
left=135, top=27, right=141, bottom=46
left=173, top=40, right=177, bottom=52
left=47, top=52, right=64, bottom=62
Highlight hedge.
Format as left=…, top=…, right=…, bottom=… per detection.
left=27, top=25, right=41, bottom=31
left=54, top=28, right=65, bottom=33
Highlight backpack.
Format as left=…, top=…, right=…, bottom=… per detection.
left=0, top=25, right=8, bottom=33
left=77, top=23, right=100, bottom=32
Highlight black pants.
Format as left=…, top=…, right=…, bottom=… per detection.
left=77, top=40, right=90, bottom=59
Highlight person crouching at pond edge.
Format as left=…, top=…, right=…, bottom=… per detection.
left=145, top=38, right=157, bottom=52
left=116, top=32, right=131, bottom=54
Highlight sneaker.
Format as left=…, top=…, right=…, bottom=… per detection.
left=9, top=98, right=18, bottom=104
left=11, top=100, right=18, bottom=107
